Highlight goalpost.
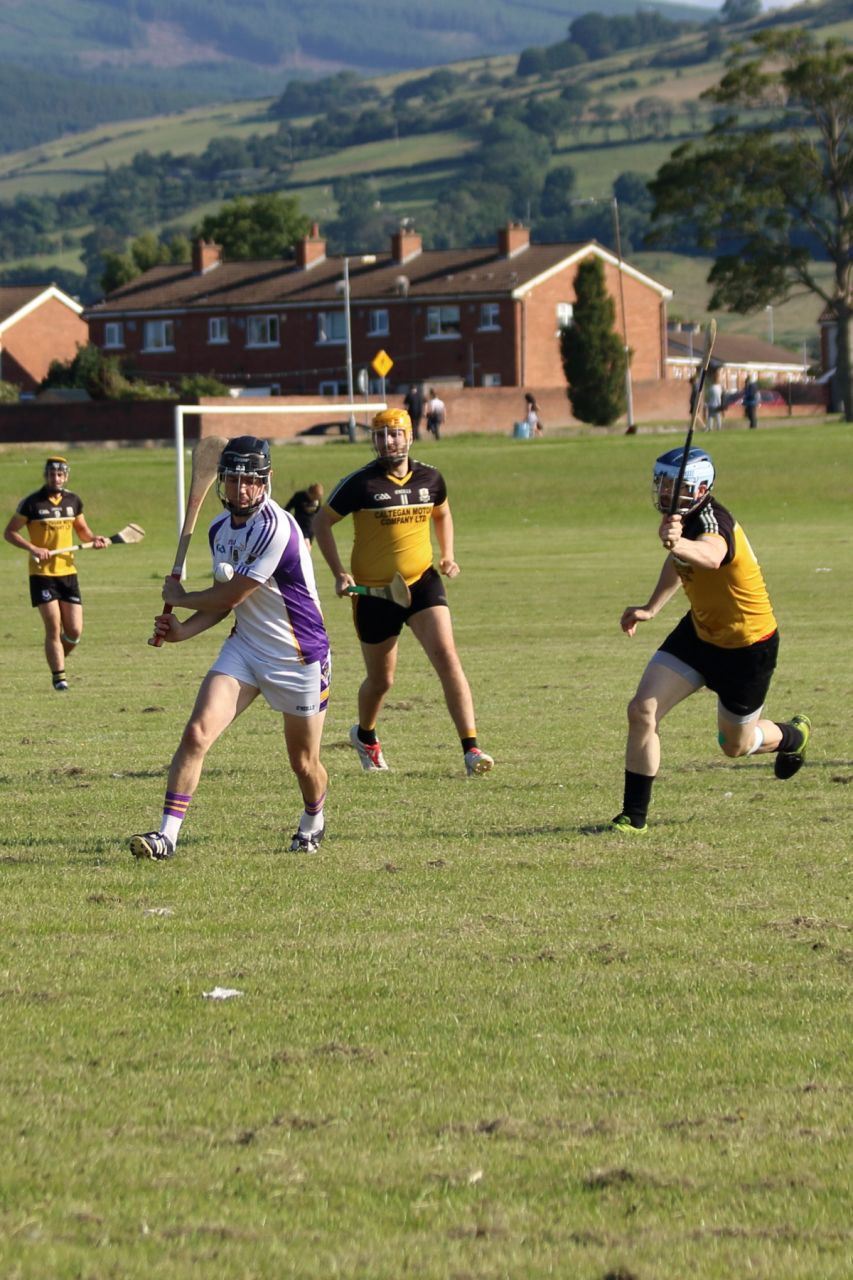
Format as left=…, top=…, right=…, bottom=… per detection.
left=172, top=401, right=387, bottom=543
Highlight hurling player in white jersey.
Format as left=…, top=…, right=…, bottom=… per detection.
left=130, top=436, right=331, bottom=860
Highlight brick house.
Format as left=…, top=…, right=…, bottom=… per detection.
left=84, top=224, right=671, bottom=394
left=0, top=285, right=87, bottom=393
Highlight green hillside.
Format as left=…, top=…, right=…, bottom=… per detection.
left=0, top=0, right=709, bottom=152
left=0, top=0, right=848, bottom=359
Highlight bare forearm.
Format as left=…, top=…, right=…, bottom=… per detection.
left=313, top=511, right=348, bottom=577
left=645, top=559, right=682, bottom=615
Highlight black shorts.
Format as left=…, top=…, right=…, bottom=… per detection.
left=30, top=574, right=81, bottom=607
left=658, top=612, right=779, bottom=718
left=353, top=566, right=447, bottom=645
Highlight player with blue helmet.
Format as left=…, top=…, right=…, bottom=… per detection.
left=610, top=446, right=810, bottom=834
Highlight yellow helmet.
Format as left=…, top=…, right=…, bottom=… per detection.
left=371, top=407, right=412, bottom=465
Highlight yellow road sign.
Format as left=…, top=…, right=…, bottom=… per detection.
left=371, top=349, right=393, bottom=378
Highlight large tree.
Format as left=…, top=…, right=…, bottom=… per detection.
left=561, top=257, right=627, bottom=426
left=649, top=30, right=853, bottom=419
left=195, top=194, right=309, bottom=261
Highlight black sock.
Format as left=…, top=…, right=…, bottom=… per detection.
left=622, top=770, right=654, bottom=828
left=357, top=726, right=377, bottom=746
left=774, top=722, right=805, bottom=753
left=461, top=736, right=478, bottom=753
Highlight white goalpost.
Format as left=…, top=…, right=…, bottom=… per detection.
left=171, top=400, right=387, bottom=543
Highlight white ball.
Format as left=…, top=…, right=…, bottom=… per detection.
left=214, top=561, right=234, bottom=583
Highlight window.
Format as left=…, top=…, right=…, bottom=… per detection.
left=427, top=305, right=461, bottom=338
left=208, top=316, right=229, bottom=344
left=368, top=308, right=389, bottom=336
left=556, top=302, right=573, bottom=330
left=104, top=321, right=124, bottom=349
left=478, top=303, right=500, bottom=331
left=143, top=319, right=174, bottom=351
left=317, top=311, right=346, bottom=344
left=246, top=314, right=279, bottom=347
left=319, top=380, right=344, bottom=396
left=482, top=373, right=502, bottom=387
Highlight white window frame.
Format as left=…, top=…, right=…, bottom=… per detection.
left=482, top=373, right=502, bottom=387
left=478, top=303, right=500, bottom=331
left=556, top=302, right=574, bottom=331
left=208, top=316, right=229, bottom=345
left=246, top=314, right=280, bottom=348
left=103, top=321, right=124, bottom=349
left=426, top=305, right=461, bottom=339
left=367, top=308, right=389, bottom=337
left=317, top=311, right=346, bottom=344
left=142, top=319, right=175, bottom=351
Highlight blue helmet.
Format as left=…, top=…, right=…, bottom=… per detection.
left=652, top=446, right=715, bottom=515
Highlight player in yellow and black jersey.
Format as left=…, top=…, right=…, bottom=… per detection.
left=4, top=456, right=108, bottom=691
left=313, top=407, right=493, bottom=779
left=610, top=446, right=811, bottom=833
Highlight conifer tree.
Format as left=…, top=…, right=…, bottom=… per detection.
left=560, top=257, right=627, bottom=425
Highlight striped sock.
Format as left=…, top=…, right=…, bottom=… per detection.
left=300, top=791, right=326, bottom=836
left=161, top=791, right=192, bottom=847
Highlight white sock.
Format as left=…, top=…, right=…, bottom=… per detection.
left=746, top=725, right=765, bottom=756
left=161, top=814, right=183, bottom=846
left=299, top=796, right=325, bottom=836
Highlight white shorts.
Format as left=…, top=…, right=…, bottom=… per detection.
left=211, top=634, right=330, bottom=717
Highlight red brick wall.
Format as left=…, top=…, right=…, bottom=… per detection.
left=3, top=298, right=88, bottom=391
left=0, top=384, right=820, bottom=447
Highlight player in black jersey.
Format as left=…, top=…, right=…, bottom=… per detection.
left=4, top=456, right=108, bottom=691
left=313, top=408, right=493, bottom=778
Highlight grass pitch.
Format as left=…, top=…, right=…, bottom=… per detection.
left=0, top=427, right=850, bottom=1279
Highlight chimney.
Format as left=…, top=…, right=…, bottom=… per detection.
left=390, top=225, right=422, bottom=265
left=192, top=239, right=222, bottom=274
left=296, top=222, right=326, bottom=270
left=497, top=223, right=530, bottom=259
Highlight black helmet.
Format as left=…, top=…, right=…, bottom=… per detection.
left=217, top=436, right=272, bottom=515
left=44, top=455, right=69, bottom=492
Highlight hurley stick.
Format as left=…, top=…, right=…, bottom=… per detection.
left=148, top=436, right=227, bottom=647
left=346, top=571, right=411, bottom=608
left=665, top=319, right=717, bottom=547
left=39, top=523, right=145, bottom=559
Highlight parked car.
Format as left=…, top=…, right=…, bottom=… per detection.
left=725, top=388, right=787, bottom=409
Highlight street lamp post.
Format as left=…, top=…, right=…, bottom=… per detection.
left=766, top=304, right=774, bottom=344
left=342, top=254, right=376, bottom=442
left=610, top=196, right=636, bottom=434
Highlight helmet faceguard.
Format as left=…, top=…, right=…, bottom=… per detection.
left=44, top=456, right=69, bottom=493
left=652, top=447, right=715, bottom=515
left=216, top=435, right=272, bottom=516
left=371, top=408, right=413, bottom=468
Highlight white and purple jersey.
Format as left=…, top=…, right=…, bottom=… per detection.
left=208, top=497, right=328, bottom=665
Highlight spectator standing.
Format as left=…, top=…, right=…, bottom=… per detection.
left=743, top=377, right=760, bottom=430
left=426, top=388, right=446, bottom=440
left=705, top=373, right=723, bottom=431
left=524, top=392, right=543, bottom=437
left=403, top=384, right=424, bottom=440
